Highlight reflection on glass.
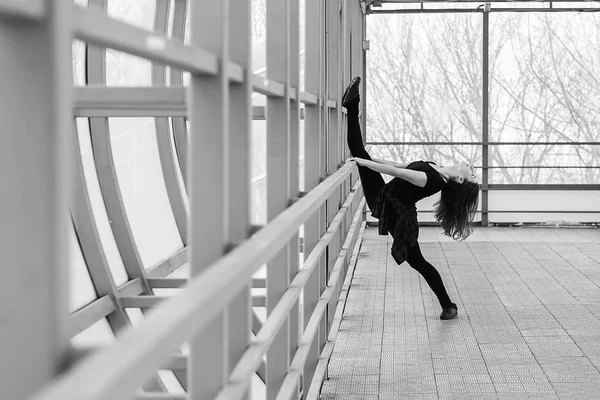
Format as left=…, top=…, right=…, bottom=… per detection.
left=69, top=223, right=97, bottom=313
left=107, top=0, right=156, bottom=31
left=77, top=118, right=129, bottom=286
left=108, top=118, right=183, bottom=268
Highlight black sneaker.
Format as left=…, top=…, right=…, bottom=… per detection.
left=440, top=307, right=458, bottom=320
left=342, top=76, right=361, bottom=109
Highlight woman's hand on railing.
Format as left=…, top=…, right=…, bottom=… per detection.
left=347, top=157, right=367, bottom=166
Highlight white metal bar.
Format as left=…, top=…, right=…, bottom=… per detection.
left=0, top=1, right=70, bottom=398
left=71, top=121, right=131, bottom=333
left=85, top=0, right=154, bottom=295
left=188, top=0, right=229, bottom=397
left=73, top=87, right=187, bottom=117
left=0, top=0, right=45, bottom=19
left=325, top=0, right=343, bottom=341
left=227, top=2, right=252, bottom=399
left=253, top=75, right=286, bottom=97
left=299, top=91, right=319, bottom=105
left=169, top=0, right=189, bottom=190
left=302, top=0, right=325, bottom=391
left=147, top=278, right=188, bottom=288
left=288, top=1, right=302, bottom=398
left=73, top=86, right=305, bottom=117
left=152, top=0, right=188, bottom=246
left=266, top=0, right=293, bottom=397
left=69, top=296, right=116, bottom=337
left=72, top=4, right=218, bottom=75
left=30, top=164, right=354, bottom=400
left=145, top=247, right=188, bottom=278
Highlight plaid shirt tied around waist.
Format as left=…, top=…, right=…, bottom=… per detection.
left=371, top=186, right=419, bottom=265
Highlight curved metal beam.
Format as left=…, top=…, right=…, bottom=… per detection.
left=153, top=0, right=188, bottom=245
left=170, top=0, right=189, bottom=189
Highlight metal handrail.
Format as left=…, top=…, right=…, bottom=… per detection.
left=31, top=163, right=362, bottom=400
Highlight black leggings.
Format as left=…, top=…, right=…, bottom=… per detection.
left=347, top=111, right=456, bottom=309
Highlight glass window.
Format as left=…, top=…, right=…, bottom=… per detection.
left=490, top=13, right=600, bottom=184
left=251, top=120, right=267, bottom=225
left=106, top=50, right=152, bottom=86
left=77, top=118, right=129, bottom=286
left=108, top=118, right=184, bottom=268
left=252, top=0, right=267, bottom=74
left=367, top=14, right=482, bottom=147
left=72, top=40, right=86, bottom=86
left=107, top=0, right=156, bottom=32
left=69, top=222, right=97, bottom=313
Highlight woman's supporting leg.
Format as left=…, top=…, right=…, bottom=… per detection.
left=346, top=102, right=384, bottom=210
left=406, top=242, right=457, bottom=310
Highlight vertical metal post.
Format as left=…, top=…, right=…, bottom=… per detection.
left=482, top=5, right=490, bottom=226
left=303, top=0, right=324, bottom=392
left=188, top=0, right=229, bottom=397
left=228, top=1, right=252, bottom=398
left=266, top=0, right=292, bottom=397
left=288, top=2, right=301, bottom=397
left=0, top=1, right=71, bottom=398
left=326, top=0, right=342, bottom=332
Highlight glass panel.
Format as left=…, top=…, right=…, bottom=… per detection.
left=367, top=14, right=482, bottom=144
left=488, top=190, right=600, bottom=223
left=104, top=0, right=156, bottom=86
left=252, top=0, right=267, bottom=74
left=69, top=222, right=97, bottom=313
left=72, top=40, right=86, bottom=86
left=70, top=318, right=114, bottom=348
left=106, top=51, right=152, bottom=86
left=107, top=0, right=156, bottom=31
left=77, top=118, right=129, bottom=286
left=252, top=120, right=267, bottom=225
left=108, top=118, right=184, bottom=268
left=490, top=13, right=600, bottom=183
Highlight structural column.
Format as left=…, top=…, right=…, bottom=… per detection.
left=482, top=5, right=490, bottom=226
left=187, top=0, right=229, bottom=398
left=0, top=1, right=71, bottom=398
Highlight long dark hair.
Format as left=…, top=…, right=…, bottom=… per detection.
left=434, top=179, right=479, bottom=240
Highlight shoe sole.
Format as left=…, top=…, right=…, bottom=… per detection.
left=342, top=76, right=361, bottom=107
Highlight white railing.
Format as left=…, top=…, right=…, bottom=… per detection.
left=32, top=164, right=365, bottom=400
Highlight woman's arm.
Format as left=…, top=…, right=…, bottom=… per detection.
left=352, top=158, right=427, bottom=187
left=371, top=157, right=410, bottom=169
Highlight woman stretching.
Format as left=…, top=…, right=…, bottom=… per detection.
left=343, top=77, right=479, bottom=320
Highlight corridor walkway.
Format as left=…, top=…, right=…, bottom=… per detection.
left=321, top=227, right=600, bottom=399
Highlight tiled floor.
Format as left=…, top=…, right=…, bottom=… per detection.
left=320, top=227, right=600, bottom=399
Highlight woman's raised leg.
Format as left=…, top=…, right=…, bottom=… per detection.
left=344, top=77, right=385, bottom=209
